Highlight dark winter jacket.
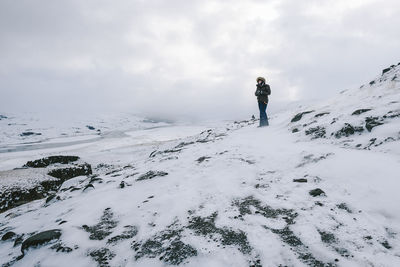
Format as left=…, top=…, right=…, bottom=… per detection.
left=255, top=82, right=271, bottom=103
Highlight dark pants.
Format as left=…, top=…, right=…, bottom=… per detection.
left=258, top=101, right=269, bottom=126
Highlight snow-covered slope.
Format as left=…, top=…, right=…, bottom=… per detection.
left=0, top=64, right=399, bottom=267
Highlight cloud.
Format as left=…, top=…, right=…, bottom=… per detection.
left=0, top=0, right=399, bottom=121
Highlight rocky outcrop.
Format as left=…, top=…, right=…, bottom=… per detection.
left=291, top=111, right=314, bottom=123
left=24, top=156, right=80, bottom=168
left=21, top=229, right=62, bottom=254
left=0, top=156, right=92, bottom=213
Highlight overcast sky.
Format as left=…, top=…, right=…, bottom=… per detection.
left=1, top=0, right=399, bottom=121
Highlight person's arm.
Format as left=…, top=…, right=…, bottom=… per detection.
left=265, top=84, right=271, bottom=95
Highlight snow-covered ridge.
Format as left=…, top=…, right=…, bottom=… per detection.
left=0, top=65, right=400, bottom=266
left=287, top=62, right=400, bottom=153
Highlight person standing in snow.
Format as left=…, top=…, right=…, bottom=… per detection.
left=255, top=76, right=271, bottom=127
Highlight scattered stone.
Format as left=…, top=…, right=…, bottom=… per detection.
left=334, top=123, right=364, bottom=138
left=82, top=208, right=118, bottom=240
left=197, top=156, right=211, bottom=163
left=381, top=240, right=392, bottom=249
left=309, top=188, right=326, bottom=197
left=2, top=231, right=16, bottom=241
left=352, top=109, right=372, bottom=115
left=305, top=126, right=326, bottom=139
left=89, top=247, right=116, bottom=267
left=24, top=156, right=80, bottom=168
left=363, top=236, right=373, bottom=240
left=136, top=171, right=168, bottom=181
left=20, top=132, right=42, bottom=137
left=21, top=229, right=62, bottom=253
left=315, top=202, right=324, bottom=207
left=291, top=111, right=314, bottom=123
left=48, top=163, right=92, bottom=180
left=293, top=178, right=307, bottom=183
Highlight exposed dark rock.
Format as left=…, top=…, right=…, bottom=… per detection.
left=238, top=158, right=256, bottom=165
left=20, top=132, right=42, bottom=137
left=13, top=234, right=25, bottom=247
left=107, top=225, right=138, bottom=244
left=309, top=188, right=326, bottom=197
left=365, top=116, right=384, bottom=132
left=136, top=171, right=168, bottom=181
left=197, top=156, right=211, bottom=163
left=337, top=203, right=352, bottom=213
left=21, top=229, right=62, bottom=253
left=82, top=208, right=118, bottom=240
left=45, top=194, right=57, bottom=203
left=188, top=212, right=252, bottom=254
left=265, top=226, right=332, bottom=266
left=381, top=240, right=392, bottom=249
left=24, top=156, right=80, bottom=168
left=297, top=153, right=333, bottom=168
left=0, top=177, right=62, bottom=213
left=48, top=163, right=92, bottom=180
left=50, top=242, right=73, bottom=253
left=0, top=114, right=7, bottom=120
left=2, top=231, right=16, bottom=241
left=319, top=230, right=336, bottom=244
left=149, top=148, right=182, bottom=158
left=89, top=247, right=116, bottom=267
left=352, top=109, right=372, bottom=115
left=384, top=110, right=400, bottom=119
left=305, top=126, right=326, bottom=139
left=291, top=111, right=314, bottom=123
left=293, top=178, right=307, bottom=183
left=314, top=112, right=330, bottom=117
left=86, top=125, right=95, bottom=130
left=334, top=123, right=364, bottom=138
left=382, top=67, right=391, bottom=75
left=292, top=128, right=299, bottom=133
left=132, top=223, right=197, bottom=265
left=369, top=80, right=375, bottom=85
left=233, top=197, right=297, bottom=225
left=83, top=184, right=95, bottom=191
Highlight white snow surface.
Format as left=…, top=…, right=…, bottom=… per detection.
left=0, top=64, right=399, bottom=266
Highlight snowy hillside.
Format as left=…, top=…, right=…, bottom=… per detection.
left=0, top=64, right=400, bottom=267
